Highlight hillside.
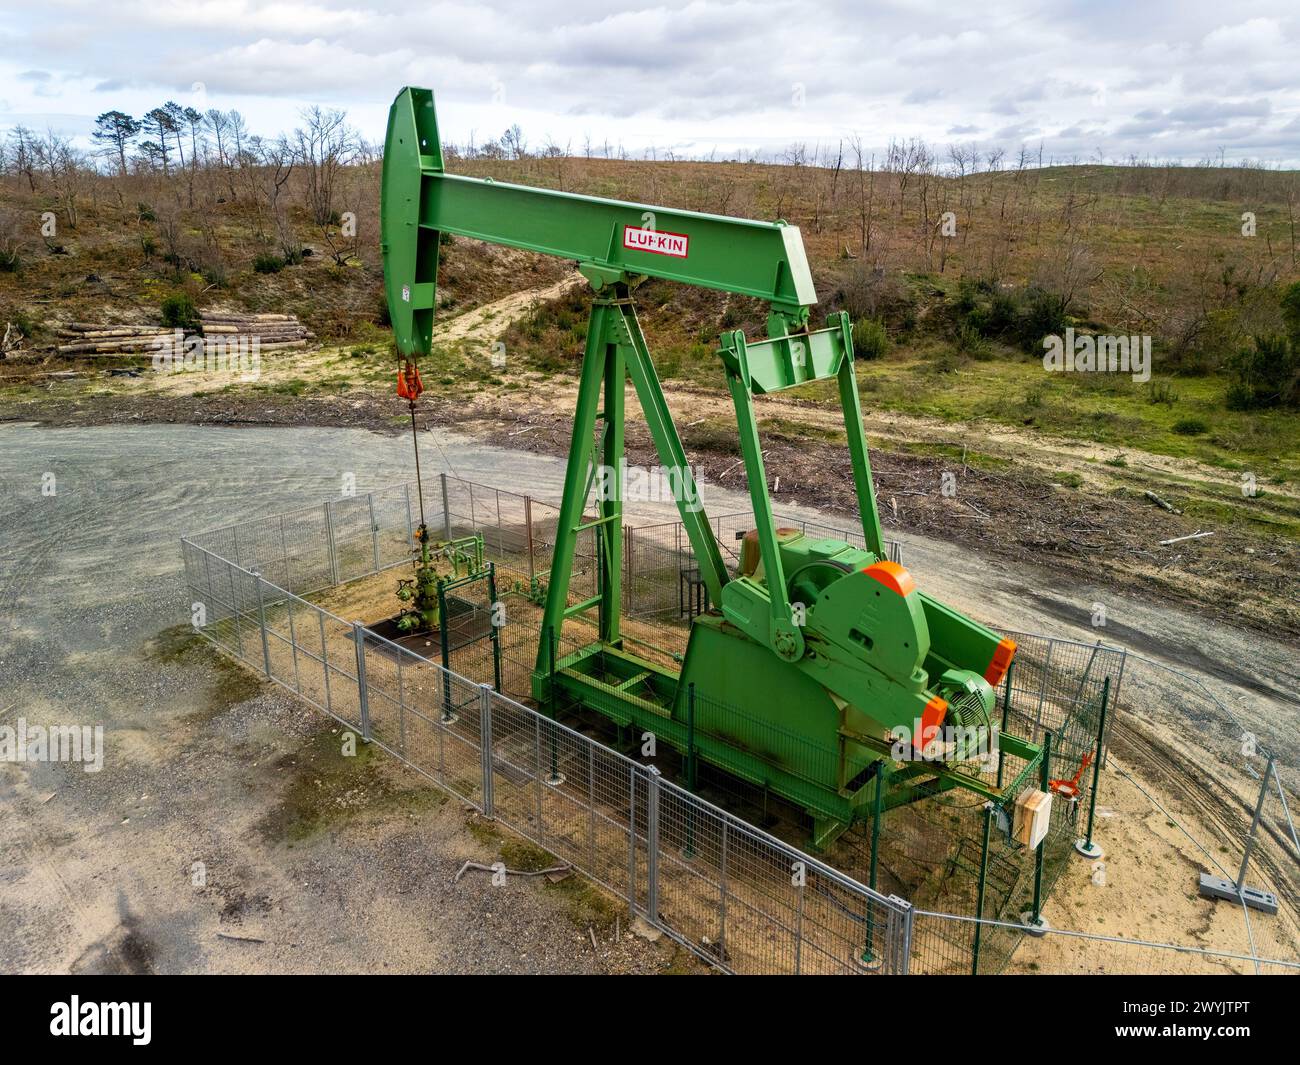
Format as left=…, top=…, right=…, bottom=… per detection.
left=2, top=153, right=1298, bottom=636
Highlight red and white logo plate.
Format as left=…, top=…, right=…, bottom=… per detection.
left=622, top=225, right=689, bottom=258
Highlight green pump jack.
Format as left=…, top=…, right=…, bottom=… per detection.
left=381, top=86, right=1040, bottom=850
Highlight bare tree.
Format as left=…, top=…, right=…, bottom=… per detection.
left=36, top=130, right=86, bottom=229
left=295, top=106, right=355, bottom=226
left=501, top=124, right=527, bottom=160
left=204, top=109, right=238, bottom=200
left=8, top=127, right=39, bottom=191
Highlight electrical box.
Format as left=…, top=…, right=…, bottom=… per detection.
left=1013, top=788, right=1053, bottom=848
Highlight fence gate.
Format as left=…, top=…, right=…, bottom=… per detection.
left=437, top=562, right=503, bottom=697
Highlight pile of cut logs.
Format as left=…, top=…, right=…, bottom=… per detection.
left=56, top=313, right=313, bottom=357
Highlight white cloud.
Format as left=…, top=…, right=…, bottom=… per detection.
left=0, top=0, right=1297, bottom=164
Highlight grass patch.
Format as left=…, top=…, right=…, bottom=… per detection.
left=144, top=624, right=263, bottom=719
left=256, top=727, right=446, bottom=844
left=545, top=872, right=624, bottom=935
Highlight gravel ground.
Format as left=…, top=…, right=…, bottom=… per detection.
left=0, top=421, right=696, bottom=974
left=1, top=420, right=1294, bottom=973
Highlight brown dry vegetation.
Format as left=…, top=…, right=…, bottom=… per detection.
left=1, top=120, right=1298, bottom=639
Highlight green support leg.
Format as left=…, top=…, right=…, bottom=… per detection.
left=723, top=365, right=801, bottom=661
left=536, top=300, right=616, bottom=676
left=599, top=329, right=625, bottom=645
left=834, top=318, right=886, bottom=559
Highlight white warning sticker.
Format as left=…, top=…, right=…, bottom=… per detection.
left=623, top=226, right=689, bottom=258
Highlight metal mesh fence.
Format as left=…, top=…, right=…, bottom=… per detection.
left=180, top=534, right=913, bottom=975
left=910, top=913, right=1300, bottom=975
left=181, top=474, right=1300, bottom=976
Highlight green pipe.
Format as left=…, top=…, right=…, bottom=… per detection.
left=1081, top=677, right=1110, bottom=851
left=997, top=660, right=1015, bottom=789
left=438, top=581, right=453, bottom=722
left=487, top=562, right=502, bottom=692
left=684, top=683, right=697, bottom=858
left=547, top=628, right=560, bottom=782
left=686, top=682, right=697, bottom=792
left=862, top=764, right=887, bottom=964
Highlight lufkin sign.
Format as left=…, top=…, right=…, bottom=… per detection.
left=623, top=225, right=690, bottom=258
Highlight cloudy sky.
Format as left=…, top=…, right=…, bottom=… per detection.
left=2, top=0, right=1299, bottom=165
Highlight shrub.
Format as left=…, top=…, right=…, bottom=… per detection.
left=253, top=252, right=285, bottom=274
left=1226, top=333, right=1299, bottom=410
left=7, top=309, right=37, bottom=337
left=160, top=292, right=200, bottom=331
left=1014, top=287, right=1069, bottom=352
left=1146, top=379, right=1179, bottom=405
left=852, top=316, right=888, bottom=360
left=1280, top=280, right=1300, bottom=340
left=0, top=248, right=19, bottom=273
left=955, top=323, right=992, bottom=359
left=1172, top=417, right=1208, bottom=435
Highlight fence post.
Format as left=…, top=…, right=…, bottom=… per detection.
left=318, top=612, right=333, bottom=714
left=479, top=684, right=495, bottom=819
left=1234, top=753, right=1275, bottom=894
left=1023, top=730, right=1052, bottom=935
left=1076, top=676, right=1110, bottom=859
left=368, top=492, right=381, bottom=573
left=352, top=621, right=370, bottom=742
left=793, top=871, right=804, bottom=975
left=624, top=525, right=633, bottom=614
left=440, top=472, right=452, bottom=540
left=278, top=514, right=292, bottom=593
left=324, top=502, right=340, bottom=586
left=253, top=573, right=272, bottom=678
left=524, top=495, right=536, bottom=587
left=895, top=896, right=914, bottom=975
left=972, top=802, right=992, bottom=975
left=627, top=764, right=638, bottom=914
left=646, top=766, right=662, bottom=926
left=1034, top=640, right=1055, bottom=732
